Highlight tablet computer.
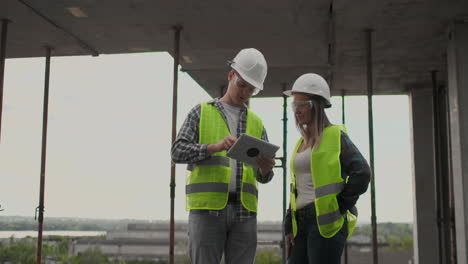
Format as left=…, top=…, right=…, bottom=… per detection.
left=226, top=134, right=279, bottom=167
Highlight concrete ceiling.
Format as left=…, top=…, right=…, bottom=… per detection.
left=1, top=0, right=467, bottom=97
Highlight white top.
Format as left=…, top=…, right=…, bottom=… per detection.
left=220, top=102, right=241, bottom=193
left=294, top=147, right=316, bottom=209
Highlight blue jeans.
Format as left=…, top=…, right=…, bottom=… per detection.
left=188, top=204, right=257, bottom=264
left=288, top=203, right=347, bottom=264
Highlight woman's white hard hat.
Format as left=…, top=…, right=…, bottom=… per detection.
left=283, top=73, right=331, bottom=107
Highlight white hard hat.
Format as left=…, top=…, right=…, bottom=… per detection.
left=229, top=48, right=268, bottom=95
left=283, top=73, right=331, bottom=107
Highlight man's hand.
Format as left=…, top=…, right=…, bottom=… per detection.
left=285, top=233, right=295, bottom=258
left=256, top=155, right=275, bottom=176
left=207, top=136, right=237, bottom=154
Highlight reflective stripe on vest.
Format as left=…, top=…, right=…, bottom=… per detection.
left=243, top=182, right=258, bottom=197
left=187, top=156, right=230, bottom=171
left=315, top=182, right=345, bottom=198
left=185, top=182, right=258, bottom=197
left=289, top=125, right=358, bottom=238
left=186, top=182, right=229, bottom=194
left=186, top=102, right=263, bottom=211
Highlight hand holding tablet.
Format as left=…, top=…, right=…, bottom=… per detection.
left=226, top=134, right=280, bottom=167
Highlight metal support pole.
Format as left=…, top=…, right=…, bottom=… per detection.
left=282, top=83, right=288, bottom=264
left=365, top=28, right=378, bottom=264
left=342, top=90, right=348, bottom=264
left=0, top=19, right=10, bottom=142
left=432, top=70, right=445, bottom=264
left=432, top=71, right=454, bottom=264
left=327, top=1, right=335, bottom=90
left=341, top=90, right=346, bottom=125
left=169, top=25, right=182, bottom=264
left=36, top=46, right=52, bottom=264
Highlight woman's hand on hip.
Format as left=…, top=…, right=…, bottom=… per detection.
left=285, top=233, right=295, bottom=258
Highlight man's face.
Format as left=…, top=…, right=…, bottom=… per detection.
left=227, top=71, right=256, bottom=106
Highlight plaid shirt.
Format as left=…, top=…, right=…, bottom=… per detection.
left=171, top=98, right=273, bottom=220
left=284, top=131, right=371, bottom=234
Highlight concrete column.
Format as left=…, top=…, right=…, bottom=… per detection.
left=447, top=22, right=468, bottom=264
left=409, top=88, right=439, bottom=264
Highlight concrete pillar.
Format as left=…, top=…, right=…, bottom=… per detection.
left=447, top=22, right=468, bottom=264
left=409, top=88, right=440, bottom=264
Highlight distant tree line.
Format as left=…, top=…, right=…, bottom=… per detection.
left=0, top=216, right=413, bottom=251
left=0, top=236, right=161, bottom=263
left=0, top=236, right=281, bottom=264
left=0, top=220, right=105, bottom=231
left=0, top=216, right=159, bottom=231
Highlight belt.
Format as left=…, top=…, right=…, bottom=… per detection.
left=228, top=192, right=238, bottom=203
left=295, top=202, right=316, bottom=218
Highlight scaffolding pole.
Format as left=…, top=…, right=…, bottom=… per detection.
left=281, top=83, right=288, bottom=264
left=432, top=70, right=455, bottom=264
left=365, top=28, right=378, bottom=264
left=432, top=70, right=445, bottom=264
left=36, top=46, right=52, bottom=264
left=342, top=90, right=348, bottom=264
left=169, top=25, right=182, bottom=264
left=0, top=19, right=10, bottom=142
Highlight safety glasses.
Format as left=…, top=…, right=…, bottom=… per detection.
left=233, top=73, right=256, bottom=95
left=291, top=100, right=313, bottom=111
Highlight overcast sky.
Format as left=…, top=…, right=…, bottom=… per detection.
left=0, top=52, right=413, bottom=223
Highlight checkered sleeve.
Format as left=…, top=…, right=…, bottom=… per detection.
left=171, top=104, right=210, bottom=164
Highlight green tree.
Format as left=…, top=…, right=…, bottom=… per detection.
left=255, top=249, right=281, bottom=264
left=387, top=234, right=413, bottom=250
left=43, top=237, right=71, bottom=262
left=70, top=248, right=109, bottom=264
left=0, top=239, right=36, bottom=263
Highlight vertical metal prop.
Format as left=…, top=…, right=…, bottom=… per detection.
left=432, top=70, right=445, bottom=264
left=365, top=29, right=378, bottom=264
left=341, top=90, right=346, bottom=125
left=36, top=46, right=52, bottom=264
left=0, top=19, right=10, bottom=142
left=327, top=1, right=335, bottom=91
left=432, top=71, right=454, bottom=264
left=282, top=83, right=288, bottom=264
left=342, top=90, right=348, bottom=264
left=169, top=25, right=182, bottom=264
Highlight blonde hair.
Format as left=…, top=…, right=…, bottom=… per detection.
left=295, top=95, right=331, bottom=148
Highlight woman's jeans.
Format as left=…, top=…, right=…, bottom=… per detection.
left=288, top=203, right=348, bottom=264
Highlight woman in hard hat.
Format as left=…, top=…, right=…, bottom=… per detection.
left=283, top=73, right=371, bottom=264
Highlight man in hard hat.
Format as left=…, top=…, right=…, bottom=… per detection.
left=171, top=48, right=275, bottom=264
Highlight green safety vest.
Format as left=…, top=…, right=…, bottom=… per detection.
left=290, top=125, right=357, bottom=238
left=186, top=102, right=263, bottom=212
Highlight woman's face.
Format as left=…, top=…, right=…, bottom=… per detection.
left=292, top=93, right=314, bottom=126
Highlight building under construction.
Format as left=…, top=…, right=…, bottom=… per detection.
left=1, top=0, right=468, bottom=264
